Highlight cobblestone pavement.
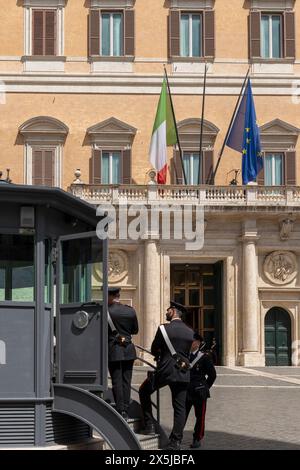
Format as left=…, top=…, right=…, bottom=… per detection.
left=133, top=366, right=300, bottom=450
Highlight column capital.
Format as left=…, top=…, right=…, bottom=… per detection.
left=239, top=234, right=260, bottom=243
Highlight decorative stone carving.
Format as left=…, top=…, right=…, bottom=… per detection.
left=108, top=250, right=129, bottom=284
left=264, top=251, right=297, bottom=285
left=279, top=218, right=295, bottom=241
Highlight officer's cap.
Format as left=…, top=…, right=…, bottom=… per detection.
left=193, top=332, right=204, bottom=342
left=108, top=287, right=121, bottom=295
left=169, top=301, right=187, bottom=316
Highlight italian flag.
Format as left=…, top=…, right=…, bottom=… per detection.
left=149, top=79, right=177, bottom=184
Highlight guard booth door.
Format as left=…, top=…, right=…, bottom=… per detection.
left=56, top=232, right=108, bottom=391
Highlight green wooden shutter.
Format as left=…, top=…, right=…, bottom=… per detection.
left=169, top=10, right=180, bottom=57
left=124, top=10, right=135, bottom=56
left=249, top=11, right=261, bottom=59
left=90, top=10, right=100, bottom=56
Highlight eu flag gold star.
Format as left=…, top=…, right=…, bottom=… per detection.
left=245, top=128, right=250, bottom=132
left=246, top=138, right=251, bottom=144
left=242, top=149, right=247, bottom=155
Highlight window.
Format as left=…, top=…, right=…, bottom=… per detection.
left=169, top=9, right=214, bottom=59
left=0, top=235, right=35, bottom=302
left=264, top=153, right=284, bottom=185
left=89, top=9, right=135, bottom=57
left=250, top=10, right=295, bottom=60
left=101, top=151, right=121, bottom=184
left=261, top=14, right=282, bottom=58
left=183, top=152, right=201, bottom=185
left=180, top=13, right=202, bottom=57
left=101, top=12, right=123, bottom=56
left=32, top=148, right=55, bottom=187
left=32, top=9, right=56, bottom=56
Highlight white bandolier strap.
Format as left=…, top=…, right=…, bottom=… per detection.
left=107, top=311, right=117, bottom=333
left=159, top=325, right=177, bottom=357
left=190, top=351, right=204, bottom=368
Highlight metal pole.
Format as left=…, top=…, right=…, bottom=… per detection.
left=163, top=66, right=187, bottom=185
left=198, top=63, right=208, bottom=185
left=211, top=67, right=250, bottom=184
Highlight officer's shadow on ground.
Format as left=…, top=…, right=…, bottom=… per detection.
left=174, top=430, right=300, bottom=450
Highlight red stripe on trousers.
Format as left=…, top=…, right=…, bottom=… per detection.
left=196, top=400, right=207, bottom=441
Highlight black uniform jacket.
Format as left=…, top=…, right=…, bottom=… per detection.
left=151, top=319, right=194, bottom=385
left=108, top=302, right=139, bottom=362
left=188, top=350, right=217, bottom=398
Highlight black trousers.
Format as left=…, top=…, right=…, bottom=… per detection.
left=139, top=377, right=188, bottom=442
left=109, top=360, right=134, bottom=413
left=185, top=395, right=207, bottom=441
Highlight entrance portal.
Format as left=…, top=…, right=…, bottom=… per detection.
left=171, top=263, right=222, bottom=363
left=265, top=307, right=292, bottom=366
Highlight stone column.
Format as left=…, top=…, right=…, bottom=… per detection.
left=143, top=240, right=161, bottom=350
left=239, top=220, right=264, bottom=366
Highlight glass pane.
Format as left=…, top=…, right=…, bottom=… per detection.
left=203, top=274, right=214, bottom=287
left=180, top=14, right=189, bottom=56
left=61, top=237, right=103, bottom=304
left=0, top=267, right=4, bottom=301
left=174, top=289, right=185, bottom=305
left=192, top=15, right=201, bottom=57
left=265, top=155, right=273, bottom=185
left=204, top=309, right=215, bottom=328
left=173, top=270, right=185, bottom=286
left=203, top=330, right=214, bottom=349
left=272, top=16, right=281, bottom=58
left=192, top=153, right=200, bottom=185
left=274, top=155, right=283, bottom=185
left=45, top=239, right=51, bottom=303
left=189, top=289, right=199, bottom=306
left=186, top=307, right=198, bottom=330
left=183, top=153, right=192, bottom=185
left=102, top=152, right=110, bottom=184
left=203, top=288, right=214, bottom=306
left=113, top=13, right=123, bottom=56
left=101, top=13, right=110, bottom=56
left=0, top=234, right=34, bottom=302
left=188, top=270, right=200, bottom=285
left=112, top=152, right=121, bottom=184
left=261, top=15, right=270, bottom=58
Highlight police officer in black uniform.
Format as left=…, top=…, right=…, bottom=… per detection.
left=108, top=287, right=139, bottom=420
left=139, top=301, right=194, bottom=450
left=185, top=333, right=217, bottom=448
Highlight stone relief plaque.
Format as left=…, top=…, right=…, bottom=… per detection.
left=93, top=249, right=129, bottom=285
left=264, top=251, right=298, bottom=285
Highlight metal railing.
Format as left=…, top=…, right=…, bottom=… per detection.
left=134, top=344, right=160, bottom=427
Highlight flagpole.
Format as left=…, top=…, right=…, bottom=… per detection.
left=211, top=67, right=250, bottom=184
left=198, top=63, right=208, bottom=185
left=163, top=65, right=187, bottom=185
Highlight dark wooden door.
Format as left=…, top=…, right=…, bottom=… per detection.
left=171, top=264, right=222, bottom=358
left=265, top=308, right=291, bottom=366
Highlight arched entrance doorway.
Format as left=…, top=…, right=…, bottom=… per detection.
left=265, top=307, right=292, bottom=366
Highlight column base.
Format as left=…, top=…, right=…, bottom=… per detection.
left=238, top=352, right=265, bottom=367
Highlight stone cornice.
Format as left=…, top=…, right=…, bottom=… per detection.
left=22, top=0, right=67, bottom=7
left=90, top=0, right=135, bottom=8
left=170, top=0, right=214, bottom=9
left=250, top=0, right=295, bottom=10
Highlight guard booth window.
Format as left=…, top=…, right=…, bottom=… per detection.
left=0, top=234, right=35, bottom=302
left=61, top=237, right=103, bottom=304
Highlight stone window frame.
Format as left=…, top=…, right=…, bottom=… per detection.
left=249, top=0, right=296, bottom=63
left=19, top=116, right=69, bottom=187
left=22, top=0, right=67, bottom=57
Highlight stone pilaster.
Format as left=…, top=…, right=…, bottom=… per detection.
left=143, top=239, right=161, bottom=350
left=239, top=220, right=264, bottom=366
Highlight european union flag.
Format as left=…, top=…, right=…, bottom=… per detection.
left=226, top=79, right=263, bottom=185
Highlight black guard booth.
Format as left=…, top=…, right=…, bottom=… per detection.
left=0, top=184, right=141, bottom=450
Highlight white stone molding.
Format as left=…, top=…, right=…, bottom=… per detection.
left=23, top=1, right=66, bottom=57
left=264, top=251, right=298, bottom=285
left=87, top=116, right=137, bottom=148
left=177, top=118, right=219, bottom=150
left=91, top=60, right=133, bottom=73
left=170, top=0, right=215, bottom=9
left=250, top=0, right=295, bottom=10
left=260, top=118, right=300, bottom=151
left=20, top=116, right=68, bottom=187
left=90, top=0, right=135, bottom=8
